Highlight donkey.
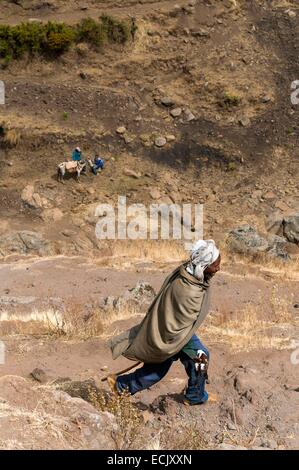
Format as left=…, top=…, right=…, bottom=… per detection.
left=57, top=160, right=86, bottom=183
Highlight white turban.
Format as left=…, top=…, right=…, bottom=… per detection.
left=186, top=239, right=220, bottom=281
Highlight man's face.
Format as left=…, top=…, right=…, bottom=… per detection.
left=204, top=255, right=221, bottom=280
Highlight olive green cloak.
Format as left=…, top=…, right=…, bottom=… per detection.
left=109, top=264, right=211, bottom=364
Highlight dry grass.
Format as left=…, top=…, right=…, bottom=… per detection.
left=96, top=304, right=141, bottom=329
left=49, top=302, right=104, bottom=340
left=219, top=240, right=299, bottom=281
left=89, top=388, right=142, bottom=450
left=0, top=308, right=64, bottom=337
left=3, top=128, right=21, bottom=147
left=161, top=427, right=208, bottom=450
left=0, top=400, right=75, bottom=449
left=0, top=120, right=21, bottom=147
left=0, top=303, right=103, bottom=340
left=202, top=294, right=298, bottom=353
left=106, top=240, right=187, bottom=265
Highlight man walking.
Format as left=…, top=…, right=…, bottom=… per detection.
left=108, top=240, right=221, bottom=406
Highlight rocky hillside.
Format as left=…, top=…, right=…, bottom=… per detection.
left=0, top=0, right=298, bottom=259
left=0, top=0, right=298, bottom=452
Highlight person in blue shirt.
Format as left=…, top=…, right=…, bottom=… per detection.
left=72, top=147, right=82, bottom=162
left=92, top=155, right=105, bottom=175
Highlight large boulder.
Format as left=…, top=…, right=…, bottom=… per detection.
left=283, top=214, right=299, bottom=244
left=21, top=185, right=48, bottom=209
left=267, top=235, right=289, bottom=260
left=0, top=231, right=52, bottom=256
left=226, top=225, right=269, bottom=255
left=227, top=225, right=289, bottom=260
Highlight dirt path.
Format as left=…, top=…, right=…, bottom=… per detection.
left=0, top=255, right=298, bottom=449
left=0, top=319, right=298, bottom=449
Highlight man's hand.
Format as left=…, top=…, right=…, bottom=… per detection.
left=193, top=350, right=209, bottom=366
left=193, top=350, right=209, bottom=381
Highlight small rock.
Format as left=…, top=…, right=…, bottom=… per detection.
left=263, top=191, right=276, bottom=200
left=61, top=229, right=77, bottom=237
left=288, top=10, right=296, bottom=18
left=116, top=126, right=126, bottom=135
left=155, top=137, right=167, bottom=147
left=30, top=368, right=48, bottom=384
left=261, top=95, right=271, bottom=103
left=21, top=185, right=35, bottom=206
left=166, top=135, right=176, bottom=142
left=79, top=72, right=87, bottom=79
left=239, top=116, right=250, bottom=127
left=191, top=28, right=210, bottom=38
left=161, top=96, right=175, bottom=107
left=123, top=134, right=134, bottom=144
left=184, top=108, right=195, bottom=121
left=101, top=366, right=108, bottom=372
left=124, top=169, right=141, bottom=179
left=170, top=107, right=182, bottom=118
left=150, top=188, right=162, bottom=200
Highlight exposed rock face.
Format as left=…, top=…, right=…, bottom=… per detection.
left=283, top=214, right=299, bottom=244
left=266, top=213, right=299, bottom=245
left=0, top=375, right=117, bottom=450
left=226, top=225, right=269, bottom=255
left=21, top=185, right=48, bottom=209
left=226, top=225, right=290, bottom=260
left=100, top=281, right=156, bottom=312
left=0, top=231, right=52, bottom=257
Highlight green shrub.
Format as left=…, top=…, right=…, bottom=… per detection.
left=44, top=22, right=75, bottom=55
left=0, top=22, right=45, bottom=60
left=222, top=91, right=241, bottom=107
left=76, top=17, right=107, bottom=48
left=0, top=16, right=132, bottom=64
left=100, top=14, right=130, bottom=44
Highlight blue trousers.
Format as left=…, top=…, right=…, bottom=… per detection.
left=116, top=335, right=209, bottom=405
